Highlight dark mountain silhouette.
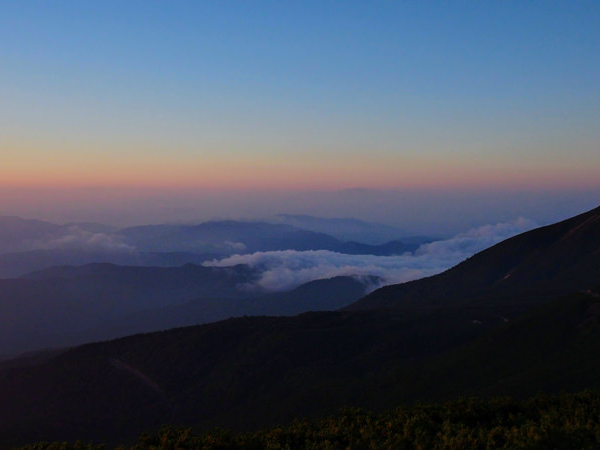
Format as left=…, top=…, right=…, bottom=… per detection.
left=348, top=205, right=600, bottom=313
left=0, top=309, right=490, bottom=447
left=1, top=206, right=599, bottom=447
left=0, top=262, right=374, bottom=357
left=2, top=288, right=600, bottom=448
left=93, top=275, right=375, bottom=338
left=412, top=287, right=600, bottom=401
left=0, top=263, right=259, bottom=356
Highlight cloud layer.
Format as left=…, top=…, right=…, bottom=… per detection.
left=204, top=218, right=536, bottom=291
left=34, top=226, right=136, bottom=252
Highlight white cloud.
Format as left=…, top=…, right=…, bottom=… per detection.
left=414, top=217, right=536, bottom=259
left=35, top=226, right=136, bottom=252
left=204, top=218, right=536, bottom=291
left=224, top=240, right=247, bottom=251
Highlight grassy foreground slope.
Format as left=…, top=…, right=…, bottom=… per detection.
left=3, top=290, right=600, bottom=448
left=15, top=391, right=600, bottom=450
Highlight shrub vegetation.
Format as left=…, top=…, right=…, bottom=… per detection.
left=16, top=390, right=600, bottom=450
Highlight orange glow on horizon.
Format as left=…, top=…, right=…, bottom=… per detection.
left=3, top=143, right=600, bottom=192
left=2, top=164, right=599, bottom=192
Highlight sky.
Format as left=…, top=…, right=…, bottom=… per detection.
left=1, top=1, right=599, bottom=232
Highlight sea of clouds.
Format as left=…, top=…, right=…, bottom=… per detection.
left=204, top=218, right=537, bottom=292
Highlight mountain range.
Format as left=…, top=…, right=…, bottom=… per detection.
left=268, top=214, right=420, bottom=244
left=0, top=205, right=599, bottom=448
left=0, top=216, right=427, bottom=278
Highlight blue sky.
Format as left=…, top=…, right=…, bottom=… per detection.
left=1, top=1, right=599, bottom=230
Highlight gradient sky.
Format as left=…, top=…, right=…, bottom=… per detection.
left=1, top=1, right=599, bottom=230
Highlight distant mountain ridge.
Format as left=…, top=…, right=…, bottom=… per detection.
left=116, top=220, right=420, bottom=255
left=0, top=249, right=218, bottom=279
left=269, top=214, right=423, bottom=244
left=0, top=215, right=421, bottom=257
left=0, top=217, right=423, bottom=278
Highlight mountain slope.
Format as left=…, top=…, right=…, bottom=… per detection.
left=404, top=287, right=600, bottom=402
left=0, top=308, right=492, bottom=447
left=348, top=205, right=600, bottom=312
left=0, top=262, right=375, bottom=357
left=0, top=263, right=260, bottom=356
left=85, top=275, right=374, bottom=339
left=3, top=289, right=600, bottom=448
